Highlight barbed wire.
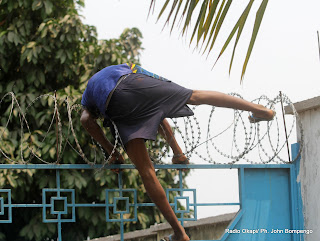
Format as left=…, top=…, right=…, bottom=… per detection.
left=0, top=92, right=303, bottom=165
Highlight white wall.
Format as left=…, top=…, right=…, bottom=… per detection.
left=297, top=107, right=320, bottom=241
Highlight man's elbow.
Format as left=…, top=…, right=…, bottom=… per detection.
left=80, top=111, right=90, bottom=127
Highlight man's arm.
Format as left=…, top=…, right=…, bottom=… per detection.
left=158, top=119, right=183, bottom=156
left=158, top=119, right=189, bottom=165
left=80, top=109, right=124, bottom=163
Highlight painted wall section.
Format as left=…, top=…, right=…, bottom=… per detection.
left=296, top=106, right=320, bottom=241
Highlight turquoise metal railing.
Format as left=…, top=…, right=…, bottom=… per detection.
left=0, top=144, right=304, bottom=241
left=0, top=163, right=240, bottom=241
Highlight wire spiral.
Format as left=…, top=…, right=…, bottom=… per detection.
left=0, top=92, right=303, bottom=165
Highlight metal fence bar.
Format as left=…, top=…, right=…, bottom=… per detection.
left=56, top=170, right=62, bottom=241
left=0, top=164, right=292, bottom=170
left=0, top=163, right=294, bottom=240
left=290, top=143, right=304, bottom=241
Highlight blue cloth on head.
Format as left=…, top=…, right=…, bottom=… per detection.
left=81, top=64, right=132, bottom=117
left=127, top=63, right=169, bottom=81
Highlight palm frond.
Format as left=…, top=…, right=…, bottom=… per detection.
left=241, top=0, right=268, bottom=81
left=149, top=0, right=269, bottom=82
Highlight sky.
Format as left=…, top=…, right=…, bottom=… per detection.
left=81, top=0, right=320, bottom=219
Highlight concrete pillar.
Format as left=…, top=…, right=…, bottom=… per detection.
left=286, top=96, right=320, bottom=241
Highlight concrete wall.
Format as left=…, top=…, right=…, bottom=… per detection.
left=297, top=107, right=320, bottom=241
left=91, top=213, right=236, bottom=241
left=286, top=96, right=320, bottom=241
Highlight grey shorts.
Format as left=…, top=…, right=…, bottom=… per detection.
left=106, top=74, right=194, bottom=145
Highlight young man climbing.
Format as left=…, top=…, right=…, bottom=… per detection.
left=80, top=63, right=275, bottom=241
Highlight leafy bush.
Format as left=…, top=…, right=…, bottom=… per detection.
left=0, top=0, right=189, bottom=240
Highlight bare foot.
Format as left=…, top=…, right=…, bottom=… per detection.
left=250, top=105, right=275, bottom=123
left=162, top=233, right=190, bottom=241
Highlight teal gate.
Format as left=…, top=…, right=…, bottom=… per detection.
left=0, top=143, right=305, bottom=241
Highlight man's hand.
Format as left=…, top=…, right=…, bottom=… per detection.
left=108, top=152, right=125, bottom=173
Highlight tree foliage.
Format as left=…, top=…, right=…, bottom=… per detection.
left=0, top=0, right=189, bottom=240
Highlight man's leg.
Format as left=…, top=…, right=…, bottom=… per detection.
left=126, top=138, right=189, bottom=241
left=187, top=90, right=274, bottom=119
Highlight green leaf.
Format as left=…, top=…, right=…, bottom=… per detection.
left=190, top=0, right=208, bottom=45
left=66, top=50, right=72, bottom=60
left=47, top=223, right=55, bottom=233
left=42, top=144, right=50, bottom=154
left=170, top=0, right=183, bottom=33
left=60, top=52, right=66, bottom=64
left=157, top=0, right=170, bottom=21
left=27, top=227, right=34, bottom=240
left=20, top=225, right=30, bottom=237
left=66, top=175, right=74, bottom=186
left=48, top=96, right=53, bottom=106
left=41, top=27, right=48, bottom=38
left=148, top=0, right=156, bottom=19
left=6, top=81, right=15, bottom=92
left=228, top=0, right=254, bottom=74
left=66, top=34, right=72, bottom=43
left=16, top=79, right=25, bottom=91
left=214, top=0, right=254, bottom=71
left=182, top=0, right=199, bottom=36
left=7, top=31, right=14, bottom=42
left=7, top=0, right=14, bottom=12
left=241, top=0, right=269, bottom=80
left=0, top=31, right=7, bottom=38
left=33, top=223, right=41, bottom=238
left=32, top=47, right=38, bottom=59
left=32, top=0, right=42, bottom=11
left=34, top=78, right=40, bottom=87
left=27, top=41, right=36, bottom=48
left=206, top=0, right=233, bottom=55
left=111, top=53, right=117, bottom=62
left=19, top=25, right=26, bottom=36
left=49, top=147, right=55, bottom=159
left=13, top=33, right=21, bottom=46
left=92, top=213, right=98, bottom=225
left=37, top=70, right=45, bottom=84
left=61, top=14, right=70, bottom=22
left=7, top=175, right=17, bottom=188
left=43, top=45, right=50, bottom=52
left=38, top=22, right=46, bottom=32
left=202, top=0, right=220, bottom=42
left=44, top=0, right=53, bottom=15
left=162, top=0, right=179, bottom=28
left=180, top=0, right=192, bottom=25
left=27, top=49, right=33, bottom=62
left=77, top=0, right=85, bottom=7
